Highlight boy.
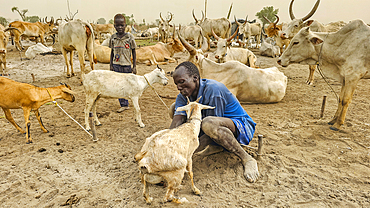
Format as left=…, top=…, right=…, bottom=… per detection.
left=109, top=14, right=137, bottom=113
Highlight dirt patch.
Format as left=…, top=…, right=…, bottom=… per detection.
left=0, top=42, right=369, bottom=207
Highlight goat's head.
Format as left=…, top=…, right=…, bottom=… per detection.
left=176, top=96, right=215, bottom=119
left=152, top=66, right=169, bottom=86
left=59, top=83, right=76, bottom=102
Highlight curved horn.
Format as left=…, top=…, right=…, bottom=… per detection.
left=45, top=16, right=49, bottom=23
left=274, top=15, right=280, bottom=24
left=172, top=23, right=176, bottom=39
left=201, top=10, right=205, bottom=22
left=227, top=25, right=239, bottom=42
left=289, top=0, right=296, bottom=20
left=243, top=15, right=248, bottom=25
left=159, top=12, right=165, bottom=22
left=211, top=27, right=219, bottom=40
left=263, top=15, right=272, bottom=24
left=192, top=9, right=198, bottom=22
left=195, top=96, right=202, bottom=103
left=168, top=12, right=173, bottom=22
left=177, top=25, right=197, bottom=55
left=234, top=15, right=241, bottom=26
left=301, top=0, right=320, bottom=22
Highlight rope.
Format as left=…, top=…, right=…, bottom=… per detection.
left=46, top=88, right=93, bottom=138
left=316, top=33, right=339, bottom=103
left=143, top=75, right=169, bottom=110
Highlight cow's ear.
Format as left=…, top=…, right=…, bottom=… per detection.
left=310, top=37, right=323, bottom=45
left=305, top=20, right=314, bottom=27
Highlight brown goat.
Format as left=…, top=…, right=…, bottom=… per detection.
left=0, top=77, right=75, bottom=143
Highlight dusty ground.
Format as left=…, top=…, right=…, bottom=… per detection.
left=0, top=40, right=369, bottom=208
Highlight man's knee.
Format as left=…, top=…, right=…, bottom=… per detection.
left=201, top=116, right=218, bottom=135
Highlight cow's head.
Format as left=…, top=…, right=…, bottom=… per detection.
left=192, top=10, right=205, bottom=25
left=43, top=16, right=56, bottom=32
left=234, top=15, right=248, bottom=36
left=0, top=31, right=8, bottom=54
left=278, top=26, right=323, bottom=67
left=264, top=15, right=282, bottom=37
left=213, top=26, right=238, bottom=61
left=281, top=0, right=320, bottom=39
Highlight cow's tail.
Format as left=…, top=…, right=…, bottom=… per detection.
left=83, top=23, right=97, bottom=77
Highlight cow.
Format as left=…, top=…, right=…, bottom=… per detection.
left=0, top=28, right=11, bottom=75
left=178, top=24, right=204, bottom=49
left=90, top=23, right=115, bottom=42
left=141, top=27, right=160, bottom=41
left=136, top=26, right=186, bottom=66
left=58, top=19, right=97, bottom=78
left=192, top=10, right=231, bottom=51
left=278, top=20, right=370, bottom=131
left=178, top=32, right=287, bottom=103
left=7, top=17, right=56, bottom=51
left=159, top=12, right=173, bottom=43
left=234, top=16, right=262, bottom=49
left=259, top=39, right=280, bottom=58
left=212, top=27, right=257, bottom=68
left=264, top=15, right=290, bottom=55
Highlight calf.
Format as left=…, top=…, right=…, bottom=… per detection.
left=0, top=77, right=75, bottom=143
left=135, top=97, right=214, bottom=204
left=82, top=66, right=168, bottom=130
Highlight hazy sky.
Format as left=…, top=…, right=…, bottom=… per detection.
left=2, top=0, right=370, bottom=25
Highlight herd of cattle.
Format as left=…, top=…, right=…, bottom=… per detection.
left=0, top=0, right=370, bottom=202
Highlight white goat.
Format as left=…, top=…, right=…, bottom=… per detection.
left=135, top=97, right=214, bottom=204
left=82, top=67, right=168, bottom=130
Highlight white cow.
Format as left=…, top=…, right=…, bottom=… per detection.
left=178, top=33, right=287, bottom=103
left=159, top=12, right=173, bottom=43
left=58, top=19, right=96, bottom=77
left=278, top=20, right=370, bottom=131
left=259, top=40, right=280, bottom=58
left=234, top=16, right=262, bottom=49
left=212, top=28, right=257, bottom=68
left=179, top=24, right=203, bottom=49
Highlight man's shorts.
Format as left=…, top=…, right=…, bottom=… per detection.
left=230, top=117, right=256, bottom=145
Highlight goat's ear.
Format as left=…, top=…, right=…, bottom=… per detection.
left=200, top=104, right=215, bottom=110
left=195, top=96, right=202, bottom=103
left=62, top=88, right=75, bottom=95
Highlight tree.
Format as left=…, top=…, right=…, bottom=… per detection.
left=26, top=16, right=40, bottom=23
left=11, top=7, right=28, bottom=21
left=97, top=17, right=106, bottom=24
left=0, top=17, right=9, bottom=26
left=255, top=6, right=279, bottom=28
left=122, top=13, right=135, bottom=25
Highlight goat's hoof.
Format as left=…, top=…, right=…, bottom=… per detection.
left=95, top=123, right=102, bottom=126
left=194, top=188, right=201, bottom=195
left=26, top=140, right=33, bottom=144
left=66, top=74, right=71, bottom=78
left=139, top=124, right=145, bottom=128
left=329, top=126, right=339, bottom=131
left=145, top=197, right=153, bottom=204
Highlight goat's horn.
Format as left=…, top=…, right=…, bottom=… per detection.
left=195, top=96, right=202, bottom=103
left=186, top=96, right=190, bottom=104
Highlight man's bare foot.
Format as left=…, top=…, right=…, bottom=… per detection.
left=243, top=159, right=259, bottom=183
left=194, top=144, right=223, bottom=156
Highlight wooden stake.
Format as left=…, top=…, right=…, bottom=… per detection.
left=31, top=73, right=35, bottom=82
left=320, top=95, right=327, bottom=118
left=257, top=135, right=263, bottom=160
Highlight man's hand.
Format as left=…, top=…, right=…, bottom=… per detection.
left=132, top=66, right=137, bottom=74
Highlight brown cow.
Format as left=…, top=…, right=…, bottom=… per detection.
left=7, top=17, right=56, bottom=51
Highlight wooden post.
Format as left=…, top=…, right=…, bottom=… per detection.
left=257, top=135, right=263, bottom=160
left=320, top=95, right=327, bottom=118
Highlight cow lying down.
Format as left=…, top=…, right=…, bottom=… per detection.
left=135, top=97, right=214, bottom=204
left=82, top=66, right=168, bottom=130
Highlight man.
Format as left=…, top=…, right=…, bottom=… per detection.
left=109, top=14, right=137, bottom=113
left=170, top=61, right=259, bottom=183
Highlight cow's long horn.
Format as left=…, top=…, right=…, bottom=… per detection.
left=243, top=15, right=248, bottom=26
left=172, top=23, right=176, bottom=39
left=168, top=13, right=173, bottom=22
left=177, top=26, right=196, bottom=55
left=234, top=16, right=241, bottom=26
left=227, top=25, right=239, bottom=42
left=289, top=0, right=296, bottom=20
left=263, top=16, right=272, bottom=24
left=192, top=9, right=198, bottom=22
left=211, top=27, right=219, bottom=41
left=160, top=12, right=165, bottom=22
left=274, top=15, right=280, bottom=24
left=301, top=0, right=320, bottom=22
left=51, top=16, right=54, bottom=24
left=45, top=16, right=49, bottom=23
left=201, top=10, right=205, bottom=22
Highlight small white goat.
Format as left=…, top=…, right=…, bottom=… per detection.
left=82, top=66, right=168, bottom=130
left=135, top=97, right=214, bottom=204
